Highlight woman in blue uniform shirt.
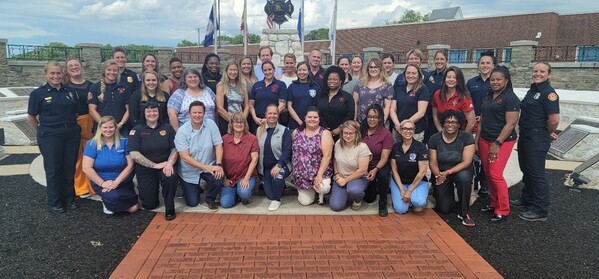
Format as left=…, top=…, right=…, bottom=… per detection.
left=27, top=61, right=81, bottom=214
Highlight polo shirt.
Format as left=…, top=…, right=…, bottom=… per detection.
left=431, top=89, right=474, bottom=130
left=314, top=90, right=354, bottom=130
left=466, top=74, right=491, bottom=116
left=222, top=133, right=259, bottom=184
left=480, top=89, right=520, bottom=142
left=519, top=81, right=560, bottom=132
left=249, top=79, right=288, bottom=118
left=287, top=81, right=320, bottom=129
left=362, top=126, right=394, bottom=170
left=88, top=81, right=130, bottom=122
left=174, top=119, right=222, bottom=184
left=128, top=122, right=176, bottom=163
left=391, top=139, right=429, bottom=185
left=83, top=138, right=130, bottom=182
left=394, top=84, right=430, bottom=133
left=27, top=83, right=78, bottom=127
left=120, top=68, right=140, bottom=93
left=426, top=69, right=445, bottom=95
left=428, top=131, right=474, bottom=171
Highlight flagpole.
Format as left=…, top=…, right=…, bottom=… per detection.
left=243, top=0, right=248, bottom=55
left=301, top=0, right=305, bottom=56
left=330, top=0, right=338, bottom=63
left=213, top=0, right=218, bottom=54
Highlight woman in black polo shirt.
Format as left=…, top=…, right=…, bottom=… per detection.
left=314, top=66, right=354, bottom=142
left=476, top=66, right=520, bottom=222
left=390, top=63, right=430, bottom=142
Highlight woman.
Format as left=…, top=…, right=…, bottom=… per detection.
left=239, top=56, right=258, bottom=95
left=141, top=53, right=167, bottom=81
left=428, top=110, right=476, bottom=227
left=337, top=57, right=358, bottom=94
left=393, top=49, right=428, bottom=90
left=27, top=61, right=81, bottom=214
left=162, top=57, right=183, bottom=95
left=287, top=61, right=320, bottom=130
left=390, top=120, right=429, bottom=214
left=82, top=116, right=139, bottom=215
left=476, top=66, right=520, bottom=222
left=350, top=55, right=363, bottom=80
left=361, top=104, right=393, bottom=217
left=257, top=104, right=292, bottom=211
left=174, top=101, right=224, bottom=211
left=467, top=51, right=497, bottom=137
left=276, top=53, right=298, bottom=87
left=381, top=53, right=398, bottom=87
left=129, top=70, right=170, bottom=127
left=88, top=59, right=131, bottom=136
left=128, top=101, right=178, bottom=220
left=216, top=61, right=249, bottom=135
left=330, top=120, right=371, bottom=211
left=511, top=62, right=560, bottom=222
left=428, top=50, right=448, bottom=94
left=221, top=111, right=259, bottom=208
left=431, top=66, right=476, bottom=133
left=249, top=61, right=287, bottom=134
left=390, top=64, right=430, bottom=142
left=314, top=66, right=354, bottom=141
left=292, top=106, right=333, bottom=206
left=63, top=58, right=95, bottom=198
left=202, top=53, right=222, bottom=93
left=167, top=67, right=216, bottom=131
left=353, top=58, right=394, bottom=123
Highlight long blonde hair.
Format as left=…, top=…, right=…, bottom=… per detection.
left=91, top=116, right=121, bottom=151
left=140, top=70, right=167, bottom=102
left=217, top=61, right=246, bottom=97
left=98, top=59, right=119, bottom=103
left=359, top=58, right=390, bottom=86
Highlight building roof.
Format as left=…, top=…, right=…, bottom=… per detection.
left=429, top=7, right=463, bottom=21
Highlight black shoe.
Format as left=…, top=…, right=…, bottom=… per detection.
left=379, top=208, right=388, bottom=217
left=509, top=199, right=528, bottom=208
left=480, top=205, right=494, bottom=213
left=241, top=198, right=251, bottom=205
left=518, top=211, right=547, bottom=222
left=457, top=213, right=476, bottom=227
left=207, top=202, right=219, bottom=212
left=478, top=189, right=489, bottom=197
left=66, top=203, right=79, bottom=210
left=491, top=214, right=504, bottom=223
left=51, top=206, right=66, bottom=215
left=165, top=210, right=176, bottom=221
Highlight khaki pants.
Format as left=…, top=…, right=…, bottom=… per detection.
left=297, top=178, right=332, bottom=205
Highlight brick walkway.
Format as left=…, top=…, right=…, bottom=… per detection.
left=111, top=210, right=502, bottom=278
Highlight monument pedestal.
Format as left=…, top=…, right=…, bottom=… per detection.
left=1, top=113, right=37, bottom=146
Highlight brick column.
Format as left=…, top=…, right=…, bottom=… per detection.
left=0, top=39, right=8, bottom=87
left=426, top=44, right=450, bottom=71
left=76, top=43, right=103, bottom=82
left=362, top=47, right=383, bottom=63
left=509, top=40, right=538, bottom=88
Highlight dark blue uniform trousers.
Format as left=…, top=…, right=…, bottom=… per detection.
left=517, top=132, right=551, bottom=216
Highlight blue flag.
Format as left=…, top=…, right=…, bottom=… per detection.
left=297, top=8, right=302, bottom=44
left=204, top=6, right=216, bottom=47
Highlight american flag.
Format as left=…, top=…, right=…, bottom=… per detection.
left=267, top=14, right=274, bottom=29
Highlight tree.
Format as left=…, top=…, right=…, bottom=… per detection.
left=304, top=28, right=330, bottom=41
left=386, top=10, right=430, bottom=25
left=177, top=39, right=198, bottom=47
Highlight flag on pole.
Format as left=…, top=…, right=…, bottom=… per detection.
left=204, top=3, right=217, bottom=47
left=267, top=14, right=274, bottom=29
left=297, top=7, right=303, bottom=44
left=329, top=0, right=338, bottom=60
left=240, top=0, right=249, bottom=53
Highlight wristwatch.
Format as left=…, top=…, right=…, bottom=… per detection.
left=214, top=163, right=222, bottom=166
left=494, top=140, right=502, bottom=146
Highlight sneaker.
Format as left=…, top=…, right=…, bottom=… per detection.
left=241, top=198, right=251, bottom=205
left=491, top=214, right=505, bottom=223
left=378, top=208, right=388, bottom=217
left=79, top=193, right=91, bottom=198
left=518, top=210, right=547, bottom=222
left=413, top=206, right=424, bottom=212
left=480, top=205, right=495, bottom=213
left=268, top=200, right=281, bottom=211
left=351, top=200, right=362, bottom=210
left=509, top=199, right=528, bottom=208
left=207, top=202, right=219, bottom=212
left=457, top=214, right=475, bottom=227
left=102, top=203, right=114, bottom=215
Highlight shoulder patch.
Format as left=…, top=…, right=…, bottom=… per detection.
left=548, top=92, right=558, bottom=101
left=87, top=92, right=93, bottom=100
left=129, top=130, right=136, bottom=136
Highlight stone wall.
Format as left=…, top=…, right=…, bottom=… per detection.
left=259, top=29, right=304, bottom=66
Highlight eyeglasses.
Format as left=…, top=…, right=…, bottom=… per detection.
left=368, top=66, right=380, bottom=69
left=400, top=127, right=415, bottom=132
left=233, top=121, right=245, bottom=125
left=367, top=115, right=379, bottom=119
left=342, top=131, right=356, bottom=136
left=444, top=120, right=459, bottom=125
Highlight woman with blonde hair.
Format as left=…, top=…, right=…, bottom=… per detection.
left=216, top=61, right=249, bottom=135
left=350, top=55, right=363, bottom=80
left=353, top=58, right=394, bottom=123
left=239, top=56, right=258, bottom=94
left=276, top=53, right=298, bottom=87
left=390, top=63, right=430, bottom=142
left=129, top=70, right=170, bottom=127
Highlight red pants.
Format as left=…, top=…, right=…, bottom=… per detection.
left=478, top=139, right=515, bottom=215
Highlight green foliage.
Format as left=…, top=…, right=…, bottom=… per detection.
left=177, top=39, right=198, bottom=47
left=304, top=28, right=329, bottom=41
left=100, top=44, right=155, bottom=62
left=386, top=10, right=430, bottom=25
left=199, top=34, right=261, bottom=46
left=8, top=41, right=81, bottom=61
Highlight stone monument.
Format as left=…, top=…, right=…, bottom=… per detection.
left=261, top=0, right=304, bottom=67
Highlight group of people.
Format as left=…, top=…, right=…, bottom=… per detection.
left=27, top=46, right=559, bottom=226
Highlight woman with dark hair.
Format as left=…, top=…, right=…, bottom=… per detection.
left=314, top=66, right=354, bottom=141
left=129, top=70, right=170, bottom=127
left=141, top=53, right=168, bottom=81
left=201, top=53, right=222, bottom=93
left=287, top=61, right=320, bottom=130
left=216, top=61, right=249, bottom=135
left=162, top=57, right=183, bottom=95
left=292, top=106, right=333, bottom=206
left=431, top=66, right=476, bottom=133
left=511, top=62, right=560, bottom=222
left=361, top=104, right=393, bottom=216
left=167, top=67, right=216, bottom=131
left=476, top=66, right=520, bottom=222
left=390, top=63, right=430, bottom=142
left=353, top=57, right=394, bottom=123
left=63, top=58, right=95, bottom=198
left=381, top=53, right=398, bottom=88
left=249, top=61, right=287, bottom=133
left=428, top=110, right=476, bottom=227
left=337, top=57, right=358, bottom=94
left=128, top=101, right=178, bottom=220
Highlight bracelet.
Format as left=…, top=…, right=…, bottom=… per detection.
left=374, top=166, right=380, bottom=171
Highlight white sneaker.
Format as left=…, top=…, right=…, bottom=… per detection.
left=103, top=203, right=114, bottom=215
left=268, top=200, right=281, bottom=211
left=351, top=200, right=362, bottom=210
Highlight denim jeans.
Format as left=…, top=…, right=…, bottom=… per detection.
left=220, top=177, right=257, bottom=208
left=390, top=179, right=429, bottom=214
left=262, top=166, right=290, bottom=201
left=182, top=172, right=224, bottom=206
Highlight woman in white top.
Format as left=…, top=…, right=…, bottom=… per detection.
left=167, top=67, right=216, bottom=131
left=276, top=53, right=298, bottom=87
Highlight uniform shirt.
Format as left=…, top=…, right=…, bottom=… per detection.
left=391, top=138, right=429, bottom=185
left=287, top=81, right=320, bottom=129
left=27, top=83, right=78, bottom=127
left=431, top=89, right=474, bottom=130
left=362, top=126, right=394, bottom=170
left=128, top=90, right=170, bottom=127
left=519, top=81, right=560, bottom=132
left=88, top=81, right=130, bottom=123
left=254, top=64, right=283, bottom=81
left=65, top=81, right=93, bottom=115
left=428, top=131, right=474, bottom=171
left=466, top=75, right=491, bottom=116
left=334, top=142, right=372, bottom=177
left=249, top=79, right=287, bottom=118
left=308, top=67, right=325, bottom=88
left=480, top=88, right=520, bottom=142
left=174, top=119, right=222, bottom=184
left=128, top=122, right=176, bottom=163
left=315, top=90, right=354, bottom=130
left=427, top=69, right=445, bottom=95
left=120, top=68, right=141, bottom=93
left=394, top=84, right=430, bottom=133
left=222, top=133, right=259, bottom=184
left=393, top=70, right=431, bottom=91
left=83, top=138, right=130, bottom=182
left=202, top=71, right=222, bottom=94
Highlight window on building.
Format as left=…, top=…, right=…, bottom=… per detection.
left=577, top=46, right=599, bottom=62
left=448, top=49, right=467, bottom=63
left=474, top=49, right=495, bottom=63
left=502, top=48, right=512, bottom=63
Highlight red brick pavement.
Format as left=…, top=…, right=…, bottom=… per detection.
left=111, top=210, right=502, bottom=278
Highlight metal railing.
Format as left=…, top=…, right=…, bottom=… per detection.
left=100, top=47, right=154, bottom=63
left=534, top=46, right=577, bottom=62
left=7, top=44, right=81, bottom=61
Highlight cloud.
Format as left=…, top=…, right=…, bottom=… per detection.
left=0, top=22, right=54, bottom=39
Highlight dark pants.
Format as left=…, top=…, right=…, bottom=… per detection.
left=182, top=172, right=223, bottom=206
left=517, top=132, right=551, bottom=216
left=262, top=165, right=290, bottom=202
left=473, top=153, right=488, bottom=193
left=38, top=125, right=80, bottom=208
left=135, top=165, right=178, bottom=212
left=433, top=168, right=473, bottom=216
left=363, top=164, right=390, bottom=210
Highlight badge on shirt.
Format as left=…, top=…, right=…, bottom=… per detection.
left=118, top=88, right=125, bottom=94
left=409, top=153, right=417, bottom=162
left=129, top=130, right=136, bottom=136
left=44, top=96, right=52, bottom=102
left=159, top=130, right=167, bottom=136
left=309, top=89, right=316, bottom=98
left=452, top=101, right=457, bottom=106
left=548, top=92, right=558, bottom=101
left=339, top=97, right=345, bottom=102
left=87, top=92, right=93, bottom=100
left=533, top=92, right=540, bottom=99
left=429, top=76, right=435, bottom=83
left=271, top=84, right=279, bottom=93
left=127, top=76, right=133, bottom=83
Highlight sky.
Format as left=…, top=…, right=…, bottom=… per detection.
left=2, top=0, right=599, bottom=47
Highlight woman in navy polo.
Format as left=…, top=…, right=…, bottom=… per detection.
left=287, top=61, right=320, bottom=130
left=390, top=63, right=430, bottom=142
left=129, top=70, right=170, bottom=127
left=249, top=61, right=287, bottom=133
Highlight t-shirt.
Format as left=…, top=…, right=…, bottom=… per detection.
left=334, top=142, right=372, bottom=177
left=355, top=82, right=394, bottom=122
left=287, top=81, right=320, bottom=129
left=362, top=126, right=393, bottom=170
left=480, top=89, right=520, bottom=142
left=391, top=139, right=429, bottom=185
left=431, top=89, right=474, bottom=130
left=167, top=87, right=216, bottom=126
left=428, top=131, right=474, bottom=171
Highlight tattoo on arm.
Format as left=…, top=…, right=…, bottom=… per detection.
left=130, top=151, right=157, bottom=168
left=168, top=148, right=178, bottom=164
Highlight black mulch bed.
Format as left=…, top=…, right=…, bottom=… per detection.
left=437, top=170, right=599, bottom=279
left=0, top=154, right=39, bottom=165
